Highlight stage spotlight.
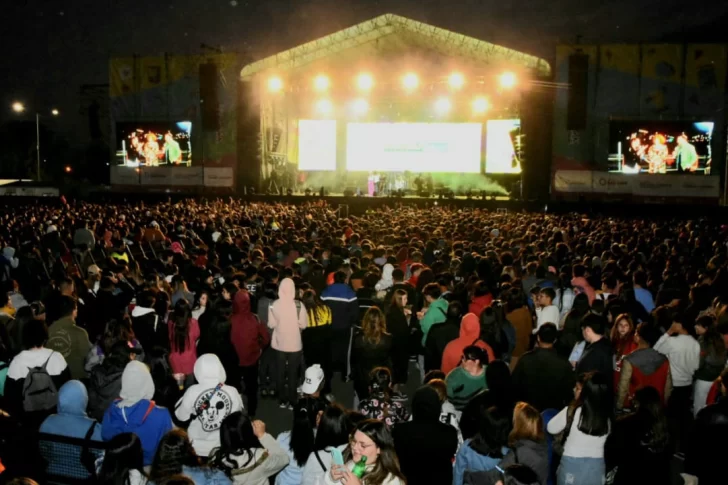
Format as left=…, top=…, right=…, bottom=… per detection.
left=12, top=102, right=25, bottom=113
left=51, top=108, right=59, bottom=116
left=448, top=72, right=465, bottom=89
left=357, top=73, right=374, bottom=91
left=268, top=76, right=283, bottom=92
left=314, top=75, right=330, bottom=92
left=435, top=97, right=452, bottom=115
left=403, top=73, right=419, bottom=91
left=500, top=71, right=517, bottom=89
left=472, top=96, right=490, bottom=114
left=316, top=99, right=333, bottom=116
left=353, top=99, right=369, bottom=115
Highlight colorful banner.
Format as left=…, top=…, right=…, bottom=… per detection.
left=553, top=170, right=720, bottom=198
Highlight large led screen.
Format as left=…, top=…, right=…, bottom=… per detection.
left=608, top=121, right=714, bottom=174
left=298, top=120, right=337, bottom=171
left=346, top=123, right=482, bottom=173
left=116, top=121, right=192, bottom=166
left=485, top=119, right=522, bottom=174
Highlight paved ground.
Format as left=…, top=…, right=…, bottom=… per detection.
left=258, top=361, right=423, bottom=437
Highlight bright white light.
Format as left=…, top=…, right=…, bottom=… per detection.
left=268, top=76, right=283, bottom=92
left=500, top=71, right=517, bottom=89
left=472, top=97, right=490, bottom=114
left=353, top=99, right=369, bottom=115
left=51, top=109, right=60, bottom=116
left=314, top=75, right=330, bottom=92
left=316, top=99, right=333, bottom=116
left=449, top=73, right=465, bottom=89
left=357, top=73, right=374, bottom=91
left=403, top=73, right=419, bottom=90
left=435, top=97, right=452, bottom=114
left=12, top=102, right=25, bottom=113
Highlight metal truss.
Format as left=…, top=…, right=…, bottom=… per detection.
left=240, top=14, right=551, bottom=80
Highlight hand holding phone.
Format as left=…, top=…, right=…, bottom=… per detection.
left=331, top=448, right=345, bottom=466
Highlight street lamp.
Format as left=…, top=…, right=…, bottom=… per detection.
left=10, top=103, right=59, bottom=181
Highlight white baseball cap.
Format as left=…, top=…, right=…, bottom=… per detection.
left=301, top=364, right=324, bottom=394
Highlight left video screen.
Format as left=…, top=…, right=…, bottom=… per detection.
left=116, top=121, right=192, bottom=166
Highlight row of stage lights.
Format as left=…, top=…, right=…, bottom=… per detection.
left=311, top=96, right=493, bottom=116
left=267, top=71, right=518, bottom=94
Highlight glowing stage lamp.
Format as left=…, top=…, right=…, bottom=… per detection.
left=51, top=108, right=60, bottom=116
left=316, top=99, right=333, bottom=116
left=500, top=71, right=517, bottom=89
left=268, top=76, right=283, bottom=92
left=472, top=96, right=490, bottom=114
left=314, top=75, right=330, bottom=92
left=64, top=166, right=72, bottom=173
left=403, top=73, right=419, bottom=91
left=357, top=73, right=374, bottom=91
left=435, top=97, right=452, bottom=115
left=448, top=72, right=465, bottom=89
left=353, top=99, right=369, bottom=115
left=12, top=101, right=25, bottom=113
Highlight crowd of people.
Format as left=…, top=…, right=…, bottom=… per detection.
left=0, top=197, right=727, bottom=485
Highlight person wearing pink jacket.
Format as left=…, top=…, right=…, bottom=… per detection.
left=268, top=278, right=309, bottom=409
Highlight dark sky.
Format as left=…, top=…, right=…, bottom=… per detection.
left=2, top=0, right=727, bottom=142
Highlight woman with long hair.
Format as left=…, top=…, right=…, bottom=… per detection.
left=386, top=289, right=411, bottom=389
left=358, top=367, right=409, bottom=427
left=150, top=429, right=230, bottom=485
left=167, top=299, right=200, bottom=385
left=301, top=404, right=351, bottom=485
left=351, top=307, right=393, bottom=401
left=605, top=386, right=670, bottom=485
left=558, top=293, right=590, bottom=360
left=191, top=291, right=209, bottom=321
left=453, top=399, right=512, bottom=485
left=301, top=290, right=333, bottom=395
left=693, top=315, right=726, bottom=416
left=547, top=372, right=613, bottom=485
left=85, top=317, right=142, bottom=373
left=275, top=397, right=326, bottom=485
left=326, top=419, right=405, bottom=485
left=209, top=412, right=289, bottom=484
left=504, top=288, right=531, bottom=369
left=98, top=433, right=147, bottom=485
left=610, top=314, right=637, bottom=389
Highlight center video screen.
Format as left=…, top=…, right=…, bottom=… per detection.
left=116, top=121, right=192, bottom=166
left=485, top=119, right=522, bottom=174
left=608, top=121, right=714, bottom=174
left=346, top=123, right=482, bottom=173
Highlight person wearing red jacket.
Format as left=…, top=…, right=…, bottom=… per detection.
left=468, top=280, right=493, bottom=317
left=230, top=290, right=270, bottom=416
left=441, top=313, right=495, bottom=375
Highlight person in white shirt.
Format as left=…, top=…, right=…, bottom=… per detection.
left=535, top=288, right=560, bottom=335
left=547, top=372, right=612, bottom=485
left=653, top=313, right=700, bottom=450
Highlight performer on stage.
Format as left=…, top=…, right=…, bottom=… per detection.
left=368, top=172, right=379, bottom=197
left=163, top=132, right=183, bottom=164
left=143, top=133, right=161, bottom=166
left=647, top=134, right=668, bottom=174
left=674, top=134, right=698, bottom=172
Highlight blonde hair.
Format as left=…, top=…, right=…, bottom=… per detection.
left=362, top=306, right=388, bottom=345
left=509, top=402, right=544, bottom=445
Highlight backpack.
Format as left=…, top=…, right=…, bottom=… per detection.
left=22, top=352, right=58, bottom=412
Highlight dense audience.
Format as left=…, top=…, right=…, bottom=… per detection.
left=1, top=197, right=728, bottom=485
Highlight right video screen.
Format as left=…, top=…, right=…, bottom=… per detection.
left=608, top=121, right=714, bottom=174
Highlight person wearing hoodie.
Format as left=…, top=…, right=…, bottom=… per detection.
left=87, top=341, right=134, bottom=421
left=46, top=295, right=92, bottom=381
left=268, top=278, right=308, bottom=409
left=132, top=290, right=167, bottom=355
left=0, top=246, right=19, bottom=287
left=375, top=264, right=395, bottom=300
left=230, top=291, right=270, bottom=416
left=392, top=386, right=458, bottom=485
left=320, top=271, right=358, bottom=377
left=447, top=346, right=489, bottom=412
left=464, top=402, right=548, bottom=485
left=418, top=283, right=449, bottom=347
left=616, top=322, right=672, bottom=410
left=102, top=360, right=174, bottom=466
left=441, top=313, right=495, bottom=375
left=424, top=300, right=463, bottom=372
left=468, top=281, right=493, bottom=317
left=39, top=380, right=104, bottom=478
left=174, top=354, right=245, bottom=458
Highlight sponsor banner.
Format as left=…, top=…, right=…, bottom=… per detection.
left=552, top=170, right=593, bottom=192
left=203, top=167, right=234, bottom=187
left=140, top=167, right=203, bottom=186
left=0, top=186, right=59, bottom=197
left=110, top=166, right=142, bottom=186
left=591, top=172, right=634, bottom=194
left=553, top=170, right=720, bottom=198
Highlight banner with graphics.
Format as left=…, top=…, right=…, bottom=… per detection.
left=553, top=170, right=719, bottom=198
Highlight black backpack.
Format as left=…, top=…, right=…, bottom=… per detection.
left=23, top=352, right=58, bottom=412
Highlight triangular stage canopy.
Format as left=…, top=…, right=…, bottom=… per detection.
left=241, top=13, right=551, bottom=80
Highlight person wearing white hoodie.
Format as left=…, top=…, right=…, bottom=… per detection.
left=375, top=264, right=395, bottom=300
left=1, top=246, right=19, bottom=286
left=175, top=354, right=244, bottom=457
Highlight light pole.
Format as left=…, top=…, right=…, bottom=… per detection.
left=11, top=102, right=59, bottom=181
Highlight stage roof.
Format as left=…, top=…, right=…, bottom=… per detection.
left=240, top=13, right=551, bottom=80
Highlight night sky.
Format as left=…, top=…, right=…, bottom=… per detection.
left=2, top=0, right=728, bottom=143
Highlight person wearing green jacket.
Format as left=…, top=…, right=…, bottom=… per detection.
left=418, top=283, right=449, bottom=347
left=46, top=296, right=92, bottom=380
